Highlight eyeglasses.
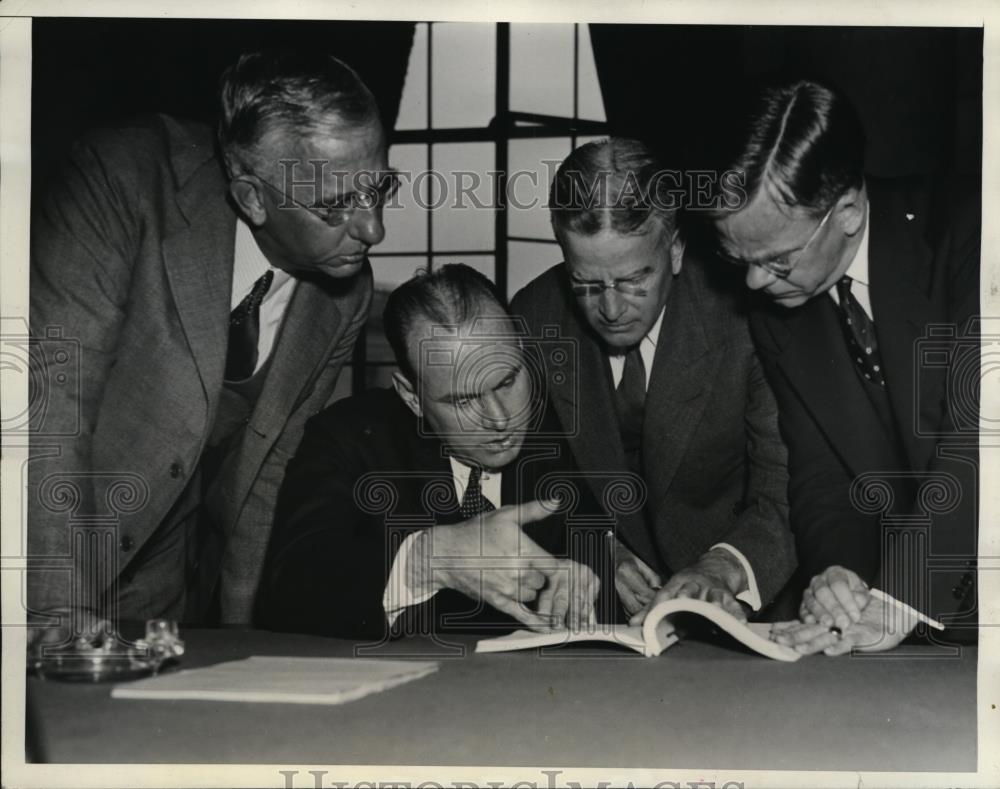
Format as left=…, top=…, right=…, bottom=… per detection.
left=242, top=168, right=400, bottom=228
left=570, top=278, right=650, bottom=298
left=569, top=268, right=654, bottom=299
left=718, top=205, right=834, bottom=279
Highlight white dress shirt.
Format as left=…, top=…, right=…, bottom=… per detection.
left=383, top=457, right=503, bottom=623
left=231, top=219, right=296, bottom=374
left=606, top=306, right=762, bottom=610
left=826, top=203, right=873, bottom=321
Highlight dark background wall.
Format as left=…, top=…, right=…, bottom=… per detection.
left=591, top=25, right=983, bottom=180
left=33, top=20, right=982, bottom=193
left=31, top=18, right=416, bottom=196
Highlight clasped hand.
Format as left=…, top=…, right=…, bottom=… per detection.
left=769, top=565, right=910, bottom=655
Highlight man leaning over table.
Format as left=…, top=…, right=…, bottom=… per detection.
left=706, top=78, right=979, bottom=655
left=257, top=263, right=612, bottom=639
left=27, top=51, right=390, bottom=648
left=510, top=138, right=797, bottom=628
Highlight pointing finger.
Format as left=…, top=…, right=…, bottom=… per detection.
left=512, top=498, right=561, bottom=526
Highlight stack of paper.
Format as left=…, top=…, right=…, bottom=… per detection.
left=111, top=656, right=439, bottom=705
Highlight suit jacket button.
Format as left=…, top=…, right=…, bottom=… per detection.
left=120, top=535, right=134, bottom=552
left=169, top=462, right=183, bottom=479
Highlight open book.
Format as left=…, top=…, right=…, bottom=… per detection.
left=475, top=597, right=801, bottom=661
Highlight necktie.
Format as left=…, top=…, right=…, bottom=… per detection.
left=614, top=346, right=646, bottom=473
left=834, top=276, right=885, bottom=387
left=225, top=270, right=274, bottom=381
left=459, top=466, right=496, bottom=519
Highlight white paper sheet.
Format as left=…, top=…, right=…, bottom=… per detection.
left=111, top=656, right=439, bottom=705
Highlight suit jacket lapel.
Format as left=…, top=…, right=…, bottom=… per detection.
left=410, top=437, right=461, bottom=524
left=867, top=184, right=940, bottom=472
left=549, top=302, right=659, bottom=564
left=642, top=264, right=715, bottom=517
left=251, top=279, right=344, bottom=436
left=216, top=277, right=358, bottom=529
left=770, top=295, right=900, bottom=475
left=161, top=157, right=235, bottom=408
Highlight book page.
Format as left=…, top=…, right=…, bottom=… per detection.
left=642, top=598, right=801, bottom=662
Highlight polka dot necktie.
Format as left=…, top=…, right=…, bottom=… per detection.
left=835, top=276, right=885, bottom=387
left=459, top=466, right=496, bottom=519
left=225, top=270, right=274, bottom=381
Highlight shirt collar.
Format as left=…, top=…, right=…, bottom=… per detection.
left=232, top=218, right=287, bottom=309
left=645, top=305, right=665, bottom=350
left=610, top=305, right=665, bottom=357
left=843, top=201, right=871, bottom=287
left=448, top=455, right=497, bottom=481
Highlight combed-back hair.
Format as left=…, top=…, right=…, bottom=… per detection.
left=218, top=50, right=379, bottom=175
left=383, top=264, right=505, bottom=382
left=720, top=78, right=866, bottom=217
left=549, top=138, right=678, bottom=239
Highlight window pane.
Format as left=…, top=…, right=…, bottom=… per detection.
left=508, top=138, right=569, bottom=241
left=395, top=23, right=429, bottom=130
left=380, top=144, right=427, bottom=254
left=510, top=24, right=573, bottom=118
left=507, top=241, right=562, bottom=302
left=431, top=142, right=495, bottom=252
left=577, top=25, right=607, bottom=121
left=431, top=23, right=496, bottom=128
left=370, top=255, right=428, bottom=291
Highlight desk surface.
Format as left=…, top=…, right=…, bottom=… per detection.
left=27, top=628, right=977, bottom=770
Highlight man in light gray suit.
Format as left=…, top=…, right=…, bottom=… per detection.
left=28, top=51, right=391, bottom=644
left=510, top=138, right=796, bottom=623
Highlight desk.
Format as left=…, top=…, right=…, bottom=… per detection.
left=27, top=629, right=977, bottom=770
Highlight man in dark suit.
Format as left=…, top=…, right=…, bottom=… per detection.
left=510, top=139, right=796, bottom=625
left=258, top=264, right=606, bottom=640
left=708, top=78, right=979, bottom=655
left=28, top=51, right=390, bottom=646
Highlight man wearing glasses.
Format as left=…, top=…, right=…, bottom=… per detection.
left=510, top=138, right=796, bottom=627
left=709, top=78, right=980, bottom=655
left=28, top=51, right=391, bottom=648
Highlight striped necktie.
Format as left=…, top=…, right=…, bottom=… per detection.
left=225, top=270, right=274, bottom=381
left=614, top=345, right=646, bottom=473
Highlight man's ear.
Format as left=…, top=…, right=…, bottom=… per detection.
left=228, top=176, right=268, bottom=227
left=669, top=228, right=685, bottom=276
left=834, top=185, right=867, bottom=238
left=392, top=370, right=422, bottom=418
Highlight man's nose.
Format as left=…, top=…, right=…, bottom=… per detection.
left=480, top=392, right=511, bottom=431
left=348, top=205, right=386, bottom=247
left=745, top=264, right=775, bottom=292
left=598, top=287, right=626, bottom=321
